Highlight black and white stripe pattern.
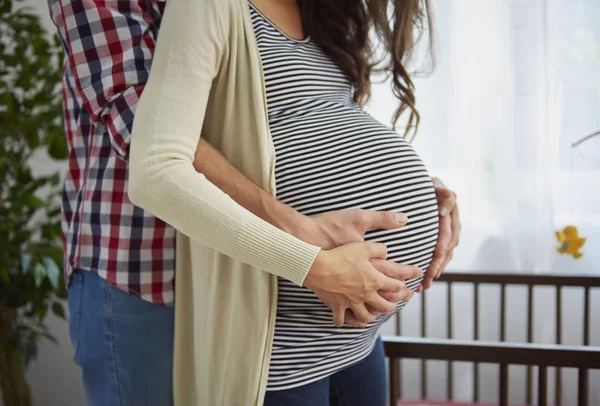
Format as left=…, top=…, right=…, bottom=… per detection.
left=249, top=3, right=440, bottom=391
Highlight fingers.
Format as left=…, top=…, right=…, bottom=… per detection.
left=435, top=206, right=460, bottom=279
left=432, top=177, right=456, bottom=217
left=448, top=204, right=461, bottom=252
left=439, top=250, right=454, bottom=276
left=364, top=242, right=388, bottom=260
left=349, top=303, right=377, bottom=325
left=436, top=188, right=456, bottom=217
left=332, top=305, right=346, bottom=327
left=371, top=258, right=423, bottom=281
left=360, top=209, right=408, bottom=231
left=376, top=273, right=403, bottom=293
left=429, top=213, right=451, bottom=279
left=378, top=288, right=414, bottom=303
left=365, top=292, right=398, bottom=314
left=448, top=205, right=461, bottom=250
left=431, top=176, right=445, bottom=189
left=421, top=268, right=435, bottom=290
left=436, top=211, right=452, bottom=254
left=344, top=309, right=368, bottom=328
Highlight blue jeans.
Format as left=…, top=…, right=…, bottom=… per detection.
left=67, top=269, right=174, bottom=406
left=264, top=337, right=387, bottom=406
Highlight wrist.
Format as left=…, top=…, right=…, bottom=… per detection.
left=304, top=249, right=330, bottom=289
left=263, top=196, right=319, bottom=243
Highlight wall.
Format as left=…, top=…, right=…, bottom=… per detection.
left=1, top=1, right=82, bottom=406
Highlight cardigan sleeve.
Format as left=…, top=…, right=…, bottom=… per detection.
left=127, top=0, right=321, bottom=286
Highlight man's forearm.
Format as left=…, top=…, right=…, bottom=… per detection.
left=193, top=138, right=314, bottom=238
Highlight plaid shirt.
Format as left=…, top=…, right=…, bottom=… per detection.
left=48, top=0, right=175, bottom=305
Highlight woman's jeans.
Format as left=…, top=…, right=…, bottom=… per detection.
left=67, top=269, right=175, bottom=406
left=263, top=337, right=388, bottom=406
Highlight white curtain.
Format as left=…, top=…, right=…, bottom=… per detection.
left=370, top=0, right=600, bottom=403
left=368, top=0, right=600, bottom=273
left=369, top=0, right=599, bottom=275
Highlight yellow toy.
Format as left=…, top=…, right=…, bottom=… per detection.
left=556, top=225, right=586, bottom=259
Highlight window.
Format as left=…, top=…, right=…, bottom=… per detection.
left=366, top=0, right=600, bottom=273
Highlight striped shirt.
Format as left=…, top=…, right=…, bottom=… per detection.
left=248, top=4, right=440, bottom=391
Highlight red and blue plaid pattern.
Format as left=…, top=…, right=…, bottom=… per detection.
left=48, top=0, right=175, bottom=305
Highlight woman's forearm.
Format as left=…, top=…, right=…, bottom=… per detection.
left=127, top=0, right=322, bottom=286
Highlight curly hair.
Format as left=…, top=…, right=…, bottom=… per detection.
left=299, top=0, right=434, bottom=140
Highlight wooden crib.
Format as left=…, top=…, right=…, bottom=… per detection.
left=384, top=272, right=600, bottom=406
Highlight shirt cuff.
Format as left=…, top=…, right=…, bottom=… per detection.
left=231, top=215, right=321, bottom=286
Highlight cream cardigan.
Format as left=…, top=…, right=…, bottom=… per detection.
left=128, top=0, right=322, bottom=404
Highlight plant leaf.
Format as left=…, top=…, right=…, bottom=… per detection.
left=38, top=302, right=48, bottom=322
left=21, top=253, right=32, bottom=273
left=51, top=302, right=66, bottom=320
left=24, top=340, right=38, bottom=367
left=34, top=262, right=46, bottom=286
left=50, top=172, right=61, bottom=186
left=43, top=256, right=60, bottom=289
left=40, top=331, right=58, bottom=344
left=23, top=193, right=47, bottom=209
left=0, top=0, right=11, bottom=16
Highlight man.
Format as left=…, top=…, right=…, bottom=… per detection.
left=48, top=0, right=460, bottom=404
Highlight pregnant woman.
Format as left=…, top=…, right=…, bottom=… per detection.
left=248, top=1, right=439, bottom=400
left=128, top=0, right=455, bottom=405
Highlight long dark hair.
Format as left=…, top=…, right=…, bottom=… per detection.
left=299, top=0, right=434, bottom=140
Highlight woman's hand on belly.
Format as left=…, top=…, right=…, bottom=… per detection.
left=419, top=177, right=461, bottom=291
left=304, top=242, right=422, bottom=327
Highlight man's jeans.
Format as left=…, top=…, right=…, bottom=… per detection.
left=68, top=269, right=174, bottom=406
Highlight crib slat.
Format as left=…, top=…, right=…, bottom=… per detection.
left=583, top=286, right=590, bottom=346
left=473, top=282, right=479, bottom=403
left=447, top=282, right=453, bottom=338
left=527, top=284, right=534, bottom=405
left=389, top=358, right=400, bottom=405
left=500, top=283, right=506, bottom=341
left=499, top=364, right=509, bottom=406
left=394, top=312, right=402, bottom=399
left=447, top=281, right=453, bottom=400
left=538, top=365, right=547, bottom=406
left=578, top=368, right=588, bottom=406
left=556, top=286, right=562, bottom=405
left=421, top=289, right=426, bottom=336
left=421, top=291, right=427, bottom=399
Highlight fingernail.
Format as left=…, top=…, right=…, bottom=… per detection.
left=440, top=207, right=448, bottom=216
left=395, top=213, right=407, bottom=224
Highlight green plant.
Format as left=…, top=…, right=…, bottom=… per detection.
left=0, top=0, right=68, bottom=405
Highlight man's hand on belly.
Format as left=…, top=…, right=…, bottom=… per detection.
left=420, top=177, right=461, bottom=292
left=295, top=208, right=408, bottom=249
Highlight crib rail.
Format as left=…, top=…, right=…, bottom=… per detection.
left=395, top=272, right=600, bottom=403
left=383, top=336, right=600, bottom=406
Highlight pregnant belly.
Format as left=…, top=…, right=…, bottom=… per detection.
left=272, top=111, right=439, bottom=327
